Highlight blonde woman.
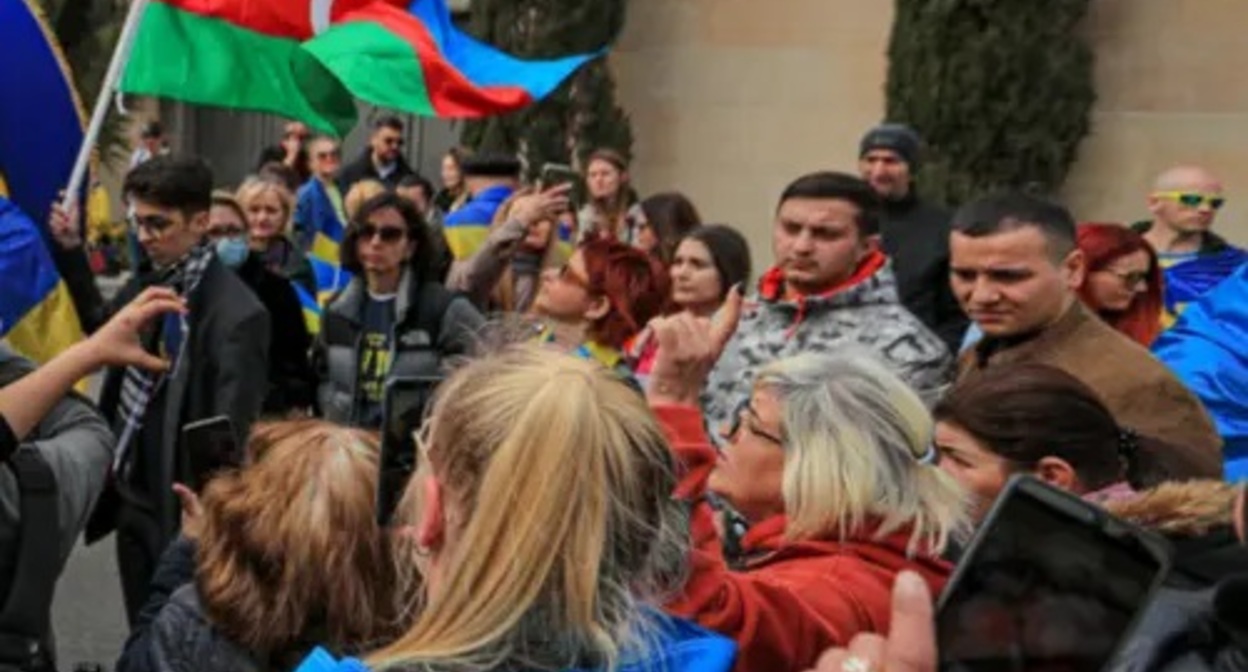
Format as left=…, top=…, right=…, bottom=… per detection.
left=345, top=179, right=387, bottom=222
left=297, top=346, right=737, bottom=672
left=116, top=420, right=395, bottom=672
left=645, top=299, right=969, bottom=672
left=237, top=177, right=315, bottom=295
left=444, top=185, right=570, bottom=313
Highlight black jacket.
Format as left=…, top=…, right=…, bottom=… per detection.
left=337, top=149, right=416, bottom=193
left=235, top=254, right=316, bottom=416
left=879, top=193, right=968, bottom=352
left=1131, top=220, right=1234, bottom=256
left=85, top=258, right=270, bottom=545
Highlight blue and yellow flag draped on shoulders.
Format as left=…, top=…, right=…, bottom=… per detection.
left=1154, top=260, right=1248, bottom=481
left=294, top=179, right=353, bottom=335
left=0, top=0, right=86, bottom=363
left=1159, top=248, right=1248, bottom=329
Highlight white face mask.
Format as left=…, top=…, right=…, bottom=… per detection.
left=215, top=236, right=249, bottom=269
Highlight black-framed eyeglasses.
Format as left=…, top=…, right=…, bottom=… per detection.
left=206, top=224, right=246, bottom=240
left=726, top=398, right=784, bottom=446
left=127, top=212, right=178, bottom=236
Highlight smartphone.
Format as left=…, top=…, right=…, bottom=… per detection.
left=540, top=162, right=581, bottom=192
left=377, top=376, right=443, bottom=526
left=937, top=476, right=1172, bottom=671
left=180, top=416, right=238, bottom=492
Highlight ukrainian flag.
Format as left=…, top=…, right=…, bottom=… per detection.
left=1159, top=248, right=1248, bottom=329
left=442, top=185, right=514, bottom=260
left=0, top=197, right=83, bottom=363
left=0, top=0, right=87, bottom=234
left=0, top=0, right=86, bottom=363
left=297, top=256, right=353, bottom=335
left=296, top=178, right=346, bottom=266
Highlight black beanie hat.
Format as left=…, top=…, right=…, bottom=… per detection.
left=460, top=151, right=522, bottom=178
left=859, top=123, right=922, bottom=169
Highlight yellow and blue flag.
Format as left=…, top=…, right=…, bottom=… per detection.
left=442, top=185, right=514, bottom=260
left=296, top=256, right=353, bottom=336
left=0, top=0, right=87, bottom=363
left=0, top=0, right=87, bottom=231
left=296, top=178, right=347, bottom=266
left=0, top=197, right=84, bottom=363
left=1154, top=260, right=1248, bottom=481
left=1159, top=248, right=1248, bottom=329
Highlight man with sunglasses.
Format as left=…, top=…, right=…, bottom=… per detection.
left=54, top=156, right=270, bottom=628
left=338, top=114, right=418, bottom=193
left=1133, top=165, right=1247, bottom=328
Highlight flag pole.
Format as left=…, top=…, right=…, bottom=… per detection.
left=62, top=0, right=151, bottom=211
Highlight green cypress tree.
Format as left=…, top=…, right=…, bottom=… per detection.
left=886, top=0, right=1095, bottom=205
left=461, top=0, right=632, bottom=179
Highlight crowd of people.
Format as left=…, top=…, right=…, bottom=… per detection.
left=1, top=114, right=1247, bottom=672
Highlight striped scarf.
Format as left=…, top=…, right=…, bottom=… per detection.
left=112, top=243, right=214, bottom=476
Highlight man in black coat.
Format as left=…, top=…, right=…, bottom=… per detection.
left=337, top=114, right=418, bottom=193
left=858, top=123, right=969, bottom=352
left=52, top=157, right=269, bottom=628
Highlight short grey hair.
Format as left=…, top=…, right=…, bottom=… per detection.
left=754, top=350, right=968, bottom=554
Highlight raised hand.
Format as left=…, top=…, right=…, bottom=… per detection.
left=808, top=571, right=937, bottom=672
left=509, top=182, right=573, bottom=227
left=646, top=285, right=744, bottom=406
left=172, top=482, right=205, bottom=540
left=86, top=287, right=187, bottom=372
left=49, top=198, right=83, bottom=249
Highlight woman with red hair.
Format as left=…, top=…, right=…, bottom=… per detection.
left=1077, top=223, right=1164, bottom=347
left=531, top=238, right=669, bottom=379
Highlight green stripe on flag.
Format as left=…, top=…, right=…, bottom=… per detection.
left=121, top=2, right=358, bottom=136
left=303, top=21, right=436, bottom=116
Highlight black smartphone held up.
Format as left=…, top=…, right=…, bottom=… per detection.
left=937, top=475, right=1172, bottom=672
left=540, top=162, right=581, bottom=193
left=377, top=376, right=443, bottom=526
left=180, top=415, right=238, bottom=492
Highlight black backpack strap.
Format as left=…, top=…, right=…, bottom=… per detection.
left=0, top=448, right=60, bottom=672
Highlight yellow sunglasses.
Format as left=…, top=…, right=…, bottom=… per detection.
left=1153, top=191, right=1226, bottom=210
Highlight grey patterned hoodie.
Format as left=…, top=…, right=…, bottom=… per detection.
left=702, top=251, right=953, bottom=432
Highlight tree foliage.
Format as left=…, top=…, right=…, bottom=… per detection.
left=460, top=0, right=633, bottom=180
left=36, top=0, right=129, bottom=167
left=886, top=0, right=1096, bottom=206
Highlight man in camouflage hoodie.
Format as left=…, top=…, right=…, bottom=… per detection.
left=703, top=172, right=952, bottom=432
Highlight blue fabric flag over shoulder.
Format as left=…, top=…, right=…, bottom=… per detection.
left=1161, top=248, right=1248, bottom=326
left=0, top=0, right=86, bottom=231
left=0, top=197, right=83, bottom=363
left=1154, top=261, right=1248, bottom=481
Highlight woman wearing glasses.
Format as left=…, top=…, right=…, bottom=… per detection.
left=1076, top=223, right=1164, bottom=347
left=645, top=305, right=968, bottom=672
left=530, top=238, right=668, bottom=382
left=314, top=192, right=483, bottom=429
left=207, top=192, right=315, bottom=416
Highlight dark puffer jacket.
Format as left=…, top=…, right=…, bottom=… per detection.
left=879, top=193, right=968, bottom=352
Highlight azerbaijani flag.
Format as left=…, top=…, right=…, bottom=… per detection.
left=120, top=0, right=600, bottom=136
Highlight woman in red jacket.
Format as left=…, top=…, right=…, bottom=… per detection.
left=645, top=297, right=969, bottom=672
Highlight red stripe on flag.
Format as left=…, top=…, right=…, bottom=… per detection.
left=161, top=0, right=315, bottom=39
left=333, top=1, right=535, bottom=117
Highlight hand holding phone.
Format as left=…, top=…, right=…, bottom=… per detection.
left=181, top=415, right=238, bottom=493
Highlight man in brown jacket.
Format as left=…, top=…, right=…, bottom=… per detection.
left=949, top=191, right=1223, bottom=478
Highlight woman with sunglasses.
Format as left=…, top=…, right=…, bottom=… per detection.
left=644, top=305, right=968, bottom=672
left=314, top=192, right=484, bottom=429
left=208, top=192, right=315, bottom=416
left=530, top=238, right=668, bottom=381
left=1076, top=223, right=1164, bottom=347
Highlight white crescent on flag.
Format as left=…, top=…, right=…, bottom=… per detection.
left=311, top=0, right=334, bottom=35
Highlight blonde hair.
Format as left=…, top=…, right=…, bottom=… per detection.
left=236, top=176, right=294, bottom=238
left=195, top=420, right=395, bottom=660
left=489, top=189, right=567, bottom=312
left=369, top=346, right=684, bottom=672
left=754, top=351, right=968, bottom=554
left=346, top=179, right=388, bottom=221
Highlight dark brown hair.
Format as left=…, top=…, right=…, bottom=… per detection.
left=195, top=420, right=395, bottom=659
left=934, top=364, right=1207, bottom=490
left=638, top=192, right=702, bottom=265
left=340, top=191, right=439, bottom=283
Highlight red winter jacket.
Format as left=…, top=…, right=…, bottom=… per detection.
left=654, top=404, right=952, bottom=672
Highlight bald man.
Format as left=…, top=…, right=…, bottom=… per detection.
left=1133, top=165, right=1247, bottom=327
